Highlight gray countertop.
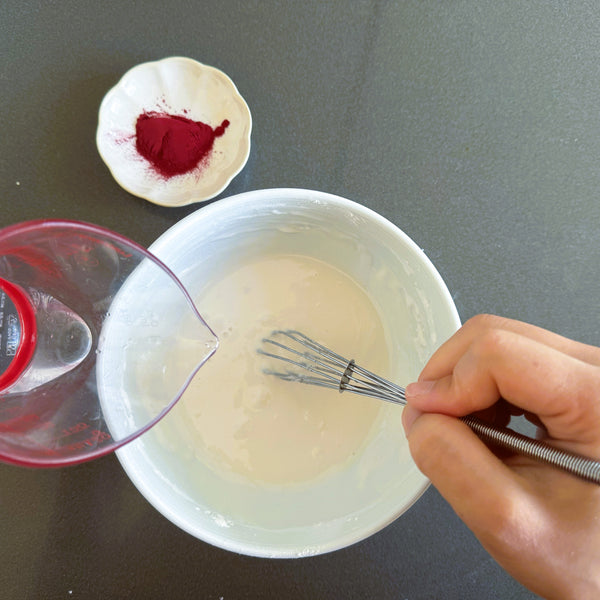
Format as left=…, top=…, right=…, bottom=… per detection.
left=2, top=2, right=599, bottom=598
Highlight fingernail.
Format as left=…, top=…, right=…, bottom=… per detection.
left=402, top=404, right=423, bottom=434
left=405, top=380, right=435, bottom=398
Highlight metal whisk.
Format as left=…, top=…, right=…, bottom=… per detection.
left=258, top=330, right=600, bottom=485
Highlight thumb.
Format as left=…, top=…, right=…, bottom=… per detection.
left=402, top=404, right=522, bottom=529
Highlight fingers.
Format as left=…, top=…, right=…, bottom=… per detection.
left=405, top=315, right=600, bottom=460
left=420, top=314, right=600, bottom=382
left=408, top=328, right=600, bottom=450
left=402, top=408, right=525, bottom=530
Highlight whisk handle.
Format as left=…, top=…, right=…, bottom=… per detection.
left=460, top=415, right=600, bottom=485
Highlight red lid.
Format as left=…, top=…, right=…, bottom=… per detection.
left=0, top=278, right=37, bottom=391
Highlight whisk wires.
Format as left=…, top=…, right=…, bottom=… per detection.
left=258, top=330, right=406, bottom=404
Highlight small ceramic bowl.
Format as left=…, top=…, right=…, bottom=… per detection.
left=114, top=189, right=461, bottom=558
left=96, top=57, right=251, bottom=207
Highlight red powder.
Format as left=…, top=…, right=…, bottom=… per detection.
left=135, top=112, right=230, bottom=178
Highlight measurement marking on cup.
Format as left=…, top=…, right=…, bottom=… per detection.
left=61, top=430, right=112, bottom=452
left=58, top=422, right=90, bottom=438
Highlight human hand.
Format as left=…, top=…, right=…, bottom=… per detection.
left=402, top=314, right=600, bottom=600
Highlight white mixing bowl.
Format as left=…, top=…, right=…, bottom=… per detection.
left=115, top=188, right=460, bottom=557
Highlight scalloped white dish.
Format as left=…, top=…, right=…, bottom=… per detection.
left=96, top=57, right=252, bottom=207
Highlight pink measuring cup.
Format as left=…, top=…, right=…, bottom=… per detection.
left=0, top=220, right=217, bottom=467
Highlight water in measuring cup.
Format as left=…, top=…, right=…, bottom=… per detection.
left=2, top=286, right=92, bottom=394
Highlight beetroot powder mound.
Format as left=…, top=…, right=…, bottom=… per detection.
left=135, top=112, right=230, bottom=178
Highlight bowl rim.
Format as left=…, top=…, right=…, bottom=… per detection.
left=117, top=188, right=461, bottom=557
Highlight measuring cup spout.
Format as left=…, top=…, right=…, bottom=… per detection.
left=95, top=254, right=219, bottom=447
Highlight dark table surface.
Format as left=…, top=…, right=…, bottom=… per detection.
left=2, top=2, right=599, bottom=599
